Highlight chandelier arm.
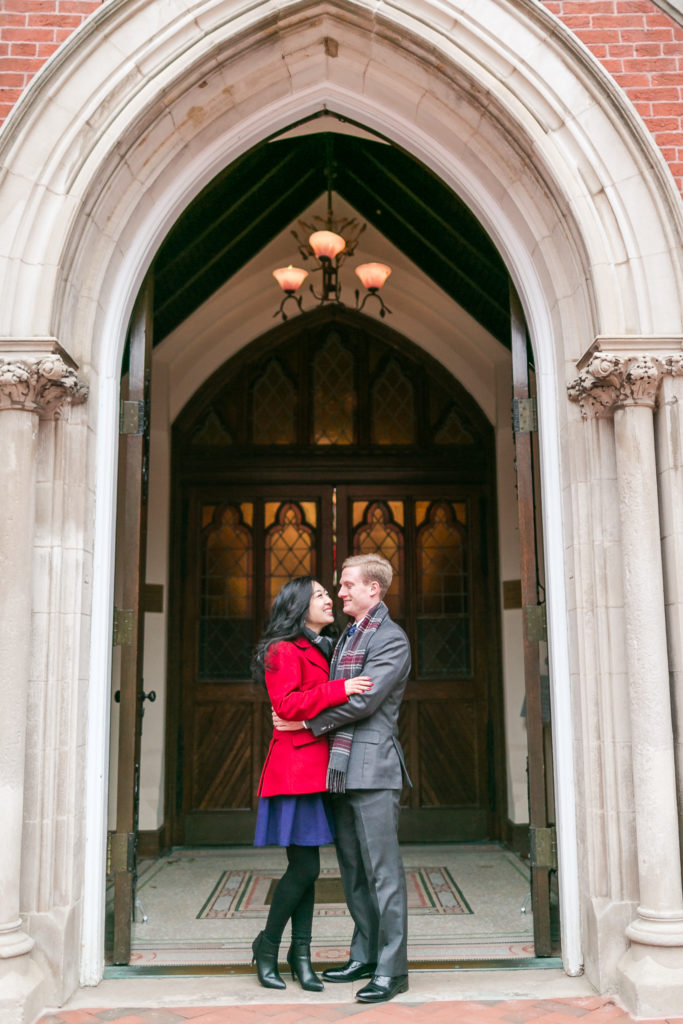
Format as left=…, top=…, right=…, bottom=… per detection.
left=274, top=292, right=305, bottom=321
left=355, top=289, right=392, bottom=318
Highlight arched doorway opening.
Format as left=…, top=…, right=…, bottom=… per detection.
left=4, top=0, right=683, bottom=1007
left=105, top=122, right=558, bottom=969
left=19, top=0, right=683, bottom=991
left=166, top=307, right=504, bottom=848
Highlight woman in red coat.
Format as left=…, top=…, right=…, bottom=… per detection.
left=251, top=576, right=371, bottom=992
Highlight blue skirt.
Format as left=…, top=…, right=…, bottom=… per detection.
left=254, top=792, right=335, bottom=847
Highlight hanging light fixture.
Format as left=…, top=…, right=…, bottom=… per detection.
left=354, top=263, right=392, bottom=317
left=272, top=138, right=392, bottom=321
left=271, top=266, right=310, bottom=317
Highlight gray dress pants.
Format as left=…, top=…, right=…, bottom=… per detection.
left=332, top=788, right=408, bottom=976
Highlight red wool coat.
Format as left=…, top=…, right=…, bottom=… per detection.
left=257, top=637, right=348, bottom=797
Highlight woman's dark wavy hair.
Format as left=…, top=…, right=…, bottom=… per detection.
left=252, top=576, right=318, bottom=686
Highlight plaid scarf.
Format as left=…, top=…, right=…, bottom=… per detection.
left=326, top=601, right=388, bottom=793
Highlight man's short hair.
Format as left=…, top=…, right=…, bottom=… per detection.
left=342, top=553, right=393, bottom=598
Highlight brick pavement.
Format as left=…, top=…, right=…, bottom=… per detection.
left=37, top=998, right=683, bottom=1024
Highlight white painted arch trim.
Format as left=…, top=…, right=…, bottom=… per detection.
left=1, top=0, right=682, bottom=988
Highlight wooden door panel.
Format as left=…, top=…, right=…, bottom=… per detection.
left=511, top=285, right=554, bottom=954
left=192, top=702, right=253, bottom=809
left=418, top=699, right=479, bottom=806
left=110, top=274, right=153, bottom=964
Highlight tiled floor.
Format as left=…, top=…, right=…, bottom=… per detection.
left=125, top=845, right=541, bottom=967
left=37, top=996, right=683, bottom=1024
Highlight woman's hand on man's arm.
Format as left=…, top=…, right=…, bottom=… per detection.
left=272, top=710, right=306, bottom=731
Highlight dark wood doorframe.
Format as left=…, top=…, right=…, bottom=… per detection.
left=110, top=272, right=154, bottom=965
left=163, top=309, right=507, bottom=848
left=510, top=283, right=555, bottom=956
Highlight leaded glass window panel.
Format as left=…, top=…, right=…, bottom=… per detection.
left=191, top=408, right=233, bottom=446
left=371, top=358, right=415, bottom=445
left=265, top=500, right=317, bottom=532
left=200, top=504, right=253, bottom=680
left=252, top=359, right=296, bottom=444
left=416, top=501, right=470, bottom=676
left=313, top=331, right=355, bottom=445
left=415, top=500, right=466, bottom=527
left=434, top=406, right=475, bottom=445
left=352, top=501, right=404, bottom=619
left=266, top=502, right=316, bottom=606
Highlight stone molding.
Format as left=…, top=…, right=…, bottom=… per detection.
left=652, top=0, right=683, bottom=30
left=568, top=339, right=683, bottom=417
left=0, top=346, right=88, bottom=418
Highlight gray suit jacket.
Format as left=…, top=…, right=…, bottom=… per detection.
left=306, top=615, right=412, bottom=789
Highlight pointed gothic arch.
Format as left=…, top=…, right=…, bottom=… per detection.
left=0, top=0, right=681, bottom=1005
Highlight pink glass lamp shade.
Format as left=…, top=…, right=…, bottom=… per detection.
left=308, top=230, right=346, bottom=261
left=273, top=265, right=309, bottom=293
left=355, top=263, right=392, bottom=291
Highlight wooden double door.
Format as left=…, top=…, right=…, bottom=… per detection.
left=175, top=480, right=499, bottom=845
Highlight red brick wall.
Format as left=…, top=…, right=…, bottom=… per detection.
left=0, top=0, right=102, bottom=122
left=542, top=1, right=683, bottom=192
left=0, top=0, right=682, bottom=193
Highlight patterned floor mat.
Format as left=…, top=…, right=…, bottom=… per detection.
left=111, top=843, right=557, bottom=966
left=198, top=865, right=471, bottom=918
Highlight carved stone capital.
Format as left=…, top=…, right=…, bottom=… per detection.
left=663, top=352, right=683, bottom=377
left=568, top=352, right=664, bottom=418
left=0, top=354, right=88, bottom=418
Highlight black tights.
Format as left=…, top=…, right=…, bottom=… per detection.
left=264, top=844, right=320, bottom=947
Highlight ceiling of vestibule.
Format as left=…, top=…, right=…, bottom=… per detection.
left=152, top=131, right=511, bottom=348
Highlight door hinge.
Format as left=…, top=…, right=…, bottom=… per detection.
left=513, top=396, right=538, bottom=433
left=120, top=399, right=145, bottom=436
left=113, top=608, right=134, bottom=646
left=524, top=603, right=547, bottom=643
left=107, top=831, right=136, bottom=874
left=530, top=825, right=557, bottom=871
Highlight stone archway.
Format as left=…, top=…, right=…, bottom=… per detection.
left=1, top=0, right=682, bottom=1014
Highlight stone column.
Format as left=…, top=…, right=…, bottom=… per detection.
left=569, top=343, right=683, bottom=1016
left=0, top=344, right=86, bottom=1011
left=655, top=359, right=683, bottom=867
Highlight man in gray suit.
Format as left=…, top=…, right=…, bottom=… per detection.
left=274, top=554, right=411, bottom=1003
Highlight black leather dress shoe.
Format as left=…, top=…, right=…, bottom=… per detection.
left=355, top=974, right=409, bottom=1003
left=321, top=959, right=377, bottom=982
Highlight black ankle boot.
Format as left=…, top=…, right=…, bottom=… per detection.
left=287, top=939, right=324, bottom=991
left=252, top=930, right=286, bottom=989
